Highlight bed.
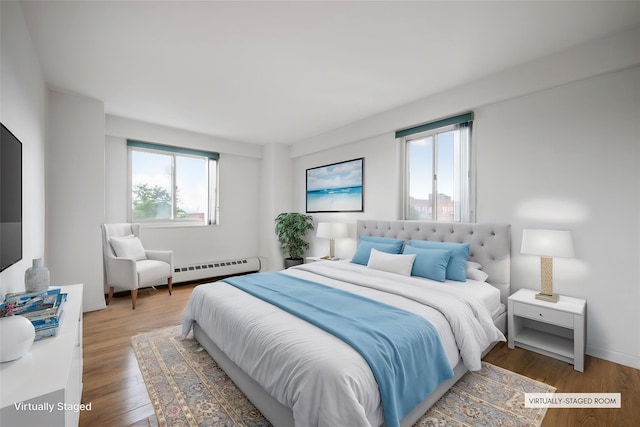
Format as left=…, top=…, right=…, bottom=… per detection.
left=182, top=220, right=511, bottom=427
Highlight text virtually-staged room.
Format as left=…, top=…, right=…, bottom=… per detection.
left=1, top=1, right=640, bottom=426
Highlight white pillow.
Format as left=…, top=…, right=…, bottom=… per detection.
left=110, top=235, right=147, bottom=261
left=367, top=248, right=416, bottom=276
left=466, top=261, right=489, bottom=282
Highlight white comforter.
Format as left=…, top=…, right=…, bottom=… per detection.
left=182, top=261, right=505, bottom=427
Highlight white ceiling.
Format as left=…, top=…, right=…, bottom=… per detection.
left=20, top=1, right=640, bottom=145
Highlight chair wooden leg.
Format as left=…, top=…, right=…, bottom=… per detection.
left=131, top=289, right=138, bottom=310
left=106, top=287, right=114, bottom=305
left=168, top=277, right=173, bottom=295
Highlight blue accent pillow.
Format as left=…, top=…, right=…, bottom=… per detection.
left=359, top=236, right=405, bottom=253
left=402, top=246, right=451, bottom=282
left=351, top=241, right=403, bottom=266
left=407, top=240, right=470, bottom=282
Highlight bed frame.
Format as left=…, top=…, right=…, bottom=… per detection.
left=192, top=220, right=511, bottom=427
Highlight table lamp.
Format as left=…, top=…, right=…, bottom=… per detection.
left=316, top=222, right=348, bottom=259
left=521, top=229, right=574, bottom=303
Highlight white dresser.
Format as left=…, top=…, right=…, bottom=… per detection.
left=1, top=284, right=84, bottom=427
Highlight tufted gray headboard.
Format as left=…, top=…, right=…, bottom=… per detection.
left=357, top=220, right=511, bottom=306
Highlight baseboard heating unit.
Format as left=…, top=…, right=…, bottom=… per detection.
left=173, top=257, right=261, bottom=283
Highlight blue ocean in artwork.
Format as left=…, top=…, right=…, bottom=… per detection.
left=307, top=185, right=362, bottom=211
left=306, top=158, right=363, bottom=211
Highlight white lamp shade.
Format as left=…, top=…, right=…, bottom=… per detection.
left=316, top=222, right=348, bottom=239
left=521, top=229, right=574, bottom=258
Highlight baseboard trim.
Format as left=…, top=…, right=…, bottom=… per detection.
left=586, top=345, right=640, bottom=370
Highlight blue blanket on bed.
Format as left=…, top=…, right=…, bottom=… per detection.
left=222, top=271, right=454, bottom=427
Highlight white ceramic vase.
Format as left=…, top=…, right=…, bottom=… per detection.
left=0, top=315, right=36, bottom=362
left=25, top=258, right=50, bottom=293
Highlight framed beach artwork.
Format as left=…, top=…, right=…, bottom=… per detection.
left=306, top=157, right=364, bottom=213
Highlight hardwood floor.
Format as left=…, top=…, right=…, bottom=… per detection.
left=483, top=343, right=640, bottom=427
left=80, top=283, right=197, bottom=427
left=80, top=283, right=640, bottom=427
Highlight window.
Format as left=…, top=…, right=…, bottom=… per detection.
left=397, top=113, right=473, bottom=222
left=127, top=140, right=219, bottom=225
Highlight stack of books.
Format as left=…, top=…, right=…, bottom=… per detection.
left=0, top=288, right=68, bottom=341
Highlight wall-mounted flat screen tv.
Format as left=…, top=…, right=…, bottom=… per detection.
left=1, top=123, right=23, bottom=272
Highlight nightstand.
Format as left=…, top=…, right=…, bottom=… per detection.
left=508, top=288, right=586, bottom=372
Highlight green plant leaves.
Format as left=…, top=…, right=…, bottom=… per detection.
left=274, top=213, right=314, bottom=259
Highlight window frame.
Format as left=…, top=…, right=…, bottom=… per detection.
left=127, top=140, right=219, bottom=227
left=397, top=113, right=474, bottom=223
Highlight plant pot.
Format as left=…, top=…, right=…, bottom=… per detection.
left=284, top=258, right=304, bottom=269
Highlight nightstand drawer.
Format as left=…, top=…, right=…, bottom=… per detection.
left=513, top=301, right=573, bottom=327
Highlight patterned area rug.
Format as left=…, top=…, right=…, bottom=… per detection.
left=132, top=326, right=555, bottom=427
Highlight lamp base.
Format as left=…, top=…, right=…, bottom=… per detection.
left=535, top=292, right=559, bottom=303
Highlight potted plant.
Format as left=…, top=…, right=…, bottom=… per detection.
left=274, top=212, right=314, bottom=268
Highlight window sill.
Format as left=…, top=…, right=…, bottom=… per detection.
left=137, top=221, right=218, bottom=229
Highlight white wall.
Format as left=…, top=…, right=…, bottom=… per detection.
left=291, top=29, right=640, bottom=369
left=47, top=91, right=106, bottom=312
left=0, top=1, right=48, bottom=298
left=292, top=134, right=397, bottom=260
left=260, top=143, right=293, bottom=271
left=105, top=116, right=262, bottom=269
left=476, top=67, right=640, bottom=367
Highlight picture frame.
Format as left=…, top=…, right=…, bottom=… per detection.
left=306, top=157, right=364, bottom=213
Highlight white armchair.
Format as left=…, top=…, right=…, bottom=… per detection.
left=101, top=223, right=173, bottom=309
